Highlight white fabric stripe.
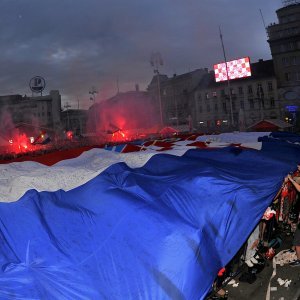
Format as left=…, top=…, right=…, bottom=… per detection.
left=0, top=132, right=265, bottom=203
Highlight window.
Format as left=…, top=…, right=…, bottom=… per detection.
left=249, top=98, right=254, bottom=109
left=214, top=103, right=218, bottom=112
left=296, top=71, right=300, bottom=81
left=212, top=91, right=217, bottom=98
left=48, top=112, right=51, bottom=116
left=232, top=100, right=236, bottom=111
left=206, top=104, right=210, bottom=112
left=285, top=72, right=291, bottom=81
left=248, top=85, right=253, bottom=94
left=267, top=82, right=273, bottom=92
left=205, top=92, right=209, bottom=100
left=270, top=98, right=275, bottom=108
left=240, top=100, right=244, bottom=109
left=222, top=102, right=227, bottom=112
left=291, top=56, right=297, bottom=65
left=257, top=83, right=264, bottom=98
left=221, top=89, right=225, bottom=96
left=199, top=106, right=203, bottom=113
left=282, top=57, right=289, bottom=66
left=238, top=87, right=243, bottom=94
left=230, top=88, right=235, bottom=95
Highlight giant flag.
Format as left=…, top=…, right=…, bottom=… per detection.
left=0, top=132, right=299, bottom=299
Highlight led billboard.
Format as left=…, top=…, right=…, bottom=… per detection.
left=214, top=57, right=251, bottom=82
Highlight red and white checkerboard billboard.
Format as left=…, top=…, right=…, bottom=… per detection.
left=214, top=57, right=251, bottom=82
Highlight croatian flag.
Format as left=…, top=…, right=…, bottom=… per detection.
left=32, top=131, right=51, bottom=145
left=0, top=132, right=299, bottom=299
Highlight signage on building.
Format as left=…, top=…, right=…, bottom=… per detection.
left=214, top=57, right=252, bottom=82
left=286, top=105, right=298, bottom=112
left=29, top=76, right=46, bottom=94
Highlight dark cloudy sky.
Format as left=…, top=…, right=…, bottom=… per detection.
left=0, top=0, right=283, bottom=109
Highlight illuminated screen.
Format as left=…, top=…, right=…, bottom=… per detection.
left=214, top=57, right=251, bottom=82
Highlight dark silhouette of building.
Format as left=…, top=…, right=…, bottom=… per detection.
left=267, top=2, right=300, bottom=127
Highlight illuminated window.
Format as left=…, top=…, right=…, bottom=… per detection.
left=205, top=92, right=209, bottom=99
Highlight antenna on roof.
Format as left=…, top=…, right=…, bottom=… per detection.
left=259, top=9, right=266, bottom=29
left=259, top=9, right=268, bottom=39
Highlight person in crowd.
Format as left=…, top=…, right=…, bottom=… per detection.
left=286, top=174, right=300, bottom=266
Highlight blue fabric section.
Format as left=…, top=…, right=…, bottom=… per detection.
left=260, top=131, right=300, bottom=144
left=0, top=140, right=300, bottom=299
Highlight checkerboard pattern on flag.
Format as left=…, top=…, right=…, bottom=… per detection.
left=214, top=56, right=251, bottom=82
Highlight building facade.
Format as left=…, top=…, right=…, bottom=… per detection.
left=0, top=90, right=62, bottom=137
left=147, top=69, right=208, bottom=128
left=267, top=2, right=300, bottom=126
left=88, top=90, right=159, bottom=134
left=192, top=59, right=281, bottom=132
left=61, top=109, right=88, bottom=135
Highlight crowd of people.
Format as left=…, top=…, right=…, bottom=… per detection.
left=209, top=164, right=300, bottom=299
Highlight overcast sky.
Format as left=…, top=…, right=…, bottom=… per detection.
left=0, top=0, right=283, bottom=109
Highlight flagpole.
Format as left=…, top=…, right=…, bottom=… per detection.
left=219, top=26, right=234, bottom=128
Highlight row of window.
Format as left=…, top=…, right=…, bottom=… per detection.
left=274, top=41, right=300, bottom=54
left=198, top=98, right=275, bottom=113
left=275, top=27, right=300, bottom=38
left=33, top=112, right=52, bottom=117
left=200, top=82, right=274, bottom=100
left=284, top=71, right=300, bottom=81
left=282, top=55, right=300, bottom=66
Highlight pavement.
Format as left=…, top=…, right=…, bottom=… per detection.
left=207, top=235, right=300, bottom=300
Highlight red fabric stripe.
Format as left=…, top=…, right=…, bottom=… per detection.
left=0, top=146, right=103, bottom=166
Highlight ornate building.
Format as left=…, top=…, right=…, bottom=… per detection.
left=267, top=1, right=300, bottom=126
left=192, top=59, right=280, bottom=132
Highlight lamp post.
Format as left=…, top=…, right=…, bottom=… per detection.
left=89, top=88, right=98, bottom=132
left=219, top=26, right=234, bottom=128
left=150, top=52, right=164, bottom=127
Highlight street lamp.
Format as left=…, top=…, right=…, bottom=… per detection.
left=219, top=26, right=234, bottom=128
left=150, top=52, right=164, bottom=127
left=89, top=88, right=98, bottom=132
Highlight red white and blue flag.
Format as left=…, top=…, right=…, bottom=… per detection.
left=0, top=131, right=299, bottom=299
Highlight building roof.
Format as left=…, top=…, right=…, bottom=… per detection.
left=247, top=119, right=293, bottom=130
